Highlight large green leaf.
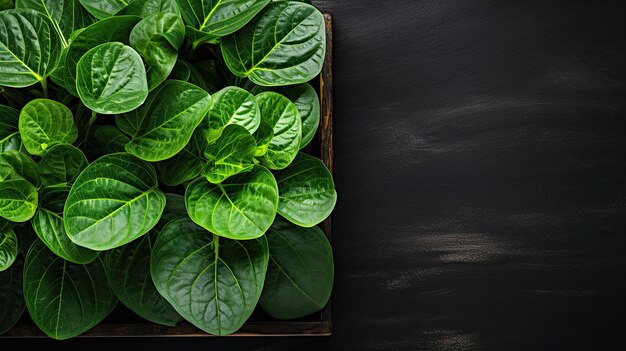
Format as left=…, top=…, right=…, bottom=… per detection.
left=0, top=9, right=62, bottom=87
left=0, top=150, right=40, bottom=187
left=18, top=99, right=77, bottom=156
left=105, top=232, right=181, bottom=326
left=32, top=187, right=97, bottom=264
left=252, top=83, right=320, bottom=149
left=255, top=92, right=301, bottom=169
left=0, top=0, right=14, bottom=10
left=130, top=12, right=185, bottom=90
left=117, top=80, right=211, bottom=162
left=64, top=15, right=141, bottom=96
left=252, top=120, right=273, bottom=157
left=155, top=193, right=188, bottom=231
left=151, top=218, right=269, bottom=335
left=177, top=0, right=270, bottom=47
left=79, top=0, right=132, bottom=19
left=202, top=124, right=256, bottom=184
left=0, top=179, right=37, bottom=222
left=64, top=153, right=166, bottom=251
left=94, top=125, right=130, bottom=153
left=157, top=129, right=207, bottom=186
left=118, top=0, right=179, bottom=17
left=23, top=241, right=117, bottom=340
left=15, top=0, right=96, bottom=47
left=260, top=217, right=333, bottom=319
left=185, top=165, right=278, bottom=240
left=38, top=144, right=88, bottom=186
left=0, top=105, right=21, bottom=152
left=221, top=2, right=325, bottom=86
left=0, top=256, right=25, bottom=335
left=76, top=42, right=148, bottom=114
left=0, top=220, right=17, bottom=271
left=275, top=152, right=336, bottom=227
left=199, top=86, right=260, bottom=144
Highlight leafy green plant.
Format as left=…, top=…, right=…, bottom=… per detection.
left=0, top=0, right=335, bottom=339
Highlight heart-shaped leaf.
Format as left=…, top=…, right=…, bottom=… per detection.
left=0, top=150, right=40, bottom=187
left=0, top=256, right=25, bottom=335
left=15, top=0, right=96, bottom=47
left=151, top=218, right=269, bottom=335
left=0, top=220, right=17, bottom=271
left=0, top=179, right=38, bottom=222
left=118, top=0, right=180, bottom=18
left=76, top=42, right=148, bottom=114
left=157, top=129, right=207, bottom=186
left=18, top=99, right=77, bottom=156
left=221, top=2, right=325, bottom=86
left=117, top=80, right=211, bottom=161
left=64, top=15, right=140, bottom=96
left=64, top=153, right=166, bottom=251
left=79, top=0, right=130, bottom=19
left=186, top=165, right=278, bottom=240
left=105, top=232, right=181, bottom=326
left=202, top=124, right=256, bottom=184
left=177, top=0, right=270, bottom=46
left=130, top=12, right=185, bottom=90
left=0, top=105, right=21, bottom=152
left=33, top=187, right=97, bottom=264
left=275, top=152, right=336, bottom=227
left=199, top=86, right=260, bottom=144
left=0, top=9, right=62, bottom=87
left=23, top=241, right=117, bottom=340
left=38, top=144, right=88, bottom=186
left=255, top=92, right=301, bottom=169
left=260, top=217, right=333, bottom=319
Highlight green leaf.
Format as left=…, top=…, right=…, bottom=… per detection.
left=32, top=187, right=97, bottom=264
left=150, top=218, right=269, bottom=335
left=76, top=42, right=148, bottom=114
left=130, top=12, right=185, bottom=90
left=154, top=193, right=188, bottom=232
left=23, top=241, right=117, bottom=340
left=38, top=144, right=88, bottom=186
left=0, top=150, right=40, bottom=187
left=221, top=2, right=325, bottom=86
left=199, top=86, right=260, bottom=144
left=15, top=0, right=96, bottom=47
left=0, top=256, right=25, bottom=335
left=18, top=98, right=77, bottom=156
left=252, top=83, right=320, bottom=149
left=118, top=0, right=179, bottom=17
left=0, top=9, right=63, bottom=87
left=0, top=0, right=14, bottom=10
left=157, top=129, right=206, bottom=186
left=260, top=217, right=333, bottom=319
left=105, top=232, right=181, bottom=326
left=117, top=80, right=211, bottom=162
left=94, top=125, right=130, bottom=153
left=0, top=179, right=38, bottom=222
left=275, top=152, right=336, bottom=227
left=0, top=105, right=21, bottom=152
left=185, top=165, right=278, bottom=240
left=64, top=15, right=141, bottom=96
left=64, top=153, right=166, bottom=251
left=0, top=220, right=17, bottom=271
left=255, top=92, right=301, bottom=169
left=79, top=0, right=132, bottom=19
left=202, top=124, right=256, bottom=184
left=252, top=120, right=273, bottom=157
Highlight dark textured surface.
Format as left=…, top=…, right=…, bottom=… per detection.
left=4, top=0, right=626, bottom=350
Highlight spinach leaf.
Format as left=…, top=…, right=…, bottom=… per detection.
left=79, top=0, right=132, bottom=19
left=0, top=179, right=38, bottom=222
left=117, top=80, right=211, bottom=161
left=38, top=144, right=88, bottom=186
left=260, top=217, right=333, bottom=319
left=255, top=92, right=301, bottom=170
left=118, top=0, right=179, bottom=17
left=275, top=152, right=336, bottom=227
left=199, top=86, right=260, bottom=144
left=0, top=220, right=17, bottom=271
left=202, top=124, right=256, bottom=184
left=0, top=105, right=21, bottom=152
left=76, top=42, right=148, bottom=114
left=221, top=2, right=325, bottom=86
left=0, top=256, right=25, bottom=335
left=0, top=150, right=41, bottom=187
left=157, top=129, right=207, bottom=186
left=18, top=98, right=77, bottom=155
left=23, top=241, right=117, bottom=340
left=186, top=165, right=278, bottom=240
left=64, top=153, right=166, bottom=251
left=0, top=9, right=62, bottom=88
left=151, top=218, right=269, bottom=335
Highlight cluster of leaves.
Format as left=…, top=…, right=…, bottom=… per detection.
left=0, top=0, right=336, bottom=339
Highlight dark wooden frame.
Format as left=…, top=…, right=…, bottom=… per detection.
left=3, top=14, right=334, bottom=338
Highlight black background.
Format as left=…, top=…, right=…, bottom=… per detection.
left=4, top=1, right=626, bottom=350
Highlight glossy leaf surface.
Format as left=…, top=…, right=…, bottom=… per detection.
left=38, top=144, right=88, bottom=186
left=157, top=129, right=207, bottom=186
left=0, top=105, right=20, bottom=152
left=0, top=150, right=40, bottom=187
left=0, top=220, right=17, bottom=271
left=0, top=179, right=37, bottom=222
left=18, top=99, right=77, bottom=155
left=256, top=92, right=301, bottom=169
left=199, top=86, right=259, bottom=143
left=202, top=124, right=256, bottom=184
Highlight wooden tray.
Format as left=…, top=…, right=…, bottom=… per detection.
left=3, top=14, right=334, bottom=338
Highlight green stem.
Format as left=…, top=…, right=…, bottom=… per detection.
left=41, top=78, right=48, bottom=99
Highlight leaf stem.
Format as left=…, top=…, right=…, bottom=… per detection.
left=41, top=78, right=49, bottom=99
